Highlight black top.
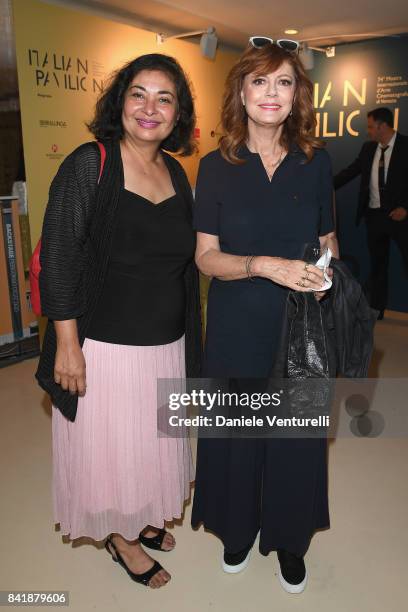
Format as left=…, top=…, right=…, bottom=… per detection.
left=193, top=144, right=335, bottom=378
left=87, top=188, right=195, bottom=345
left=36, top=140, right=202, bottom=421
left=334, top=132, right=408, bottom=224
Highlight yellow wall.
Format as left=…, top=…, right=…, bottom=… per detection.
left=12, top=0, right=238, bottom=246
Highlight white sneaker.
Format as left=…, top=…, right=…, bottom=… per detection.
left=277, top=549, right=308, bottom=593
left=278, top=566, right=308, bottom=593
left=222, top=547, right=252, bottom=574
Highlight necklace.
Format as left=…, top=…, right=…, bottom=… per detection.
left=248, top=143, right=285, bottom=167
left=263, top=149, right=286, bottom=181
left=269, top=149, right=285, bottom=167
left=246, top=141, right=286, bottom=180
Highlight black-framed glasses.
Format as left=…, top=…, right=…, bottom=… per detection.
left=249, top=36, right=299, bottom=53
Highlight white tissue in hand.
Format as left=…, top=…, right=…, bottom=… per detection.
left=312, top=247, right=332, bottom=292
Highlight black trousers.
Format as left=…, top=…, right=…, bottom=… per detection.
left=365, top=209, right=408, bottom=311
left=191, top=435, right=330, bottom=558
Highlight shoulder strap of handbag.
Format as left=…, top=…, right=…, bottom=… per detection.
left=29, top=140, right=107, bottom=317
left=96, top=141, right=106, bottom=183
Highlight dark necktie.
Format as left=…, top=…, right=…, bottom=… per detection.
left=378, top=145, right=389, bottom=207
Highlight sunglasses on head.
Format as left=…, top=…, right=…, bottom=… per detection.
left=249, top=36, right=299, bottom=53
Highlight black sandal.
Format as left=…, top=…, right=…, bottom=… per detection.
left=105, top=536, right=165, bottom=587
left=138, top=528, right=173, bottom=552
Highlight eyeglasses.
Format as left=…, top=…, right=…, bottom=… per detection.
left=249, top=36, right=299, bottom=53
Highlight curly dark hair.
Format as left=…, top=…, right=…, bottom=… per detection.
left=88, top=53, right=196, bottom=156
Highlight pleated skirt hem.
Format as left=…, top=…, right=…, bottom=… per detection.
left=55, top=500, right=192, bottom=543
left=52, top=335, right=193, bottom=542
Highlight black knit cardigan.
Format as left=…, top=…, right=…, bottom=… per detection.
left=35, top=138, right=202, bottom=421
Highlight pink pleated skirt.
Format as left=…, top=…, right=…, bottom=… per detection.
left=52, top=335, right=193, bottom=541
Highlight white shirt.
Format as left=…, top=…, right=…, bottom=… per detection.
left=369, top=131, right=397, bottom=208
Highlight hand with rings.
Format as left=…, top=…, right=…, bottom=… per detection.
left=295, top=262, right=315, bottom=289
left=258, top=257, right=325, bottom=291
left=295, top=278, right=308, bottom=287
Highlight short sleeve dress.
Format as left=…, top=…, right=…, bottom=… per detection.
left=194, top=144, right=334, bottom=377
left=191, top=144, right=335, bottom=558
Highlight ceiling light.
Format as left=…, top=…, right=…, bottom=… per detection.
left=285, top=29, right=298, bottom=35
left=156, top=27, right=218, bottom=60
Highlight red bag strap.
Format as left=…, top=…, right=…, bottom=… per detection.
left=97, top=141, right=106, bottom=183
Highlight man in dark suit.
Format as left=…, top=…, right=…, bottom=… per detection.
left=334, top=107, right=408, bottom=319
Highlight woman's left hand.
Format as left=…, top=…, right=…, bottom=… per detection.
left=314, top=267, right=333, bottom=301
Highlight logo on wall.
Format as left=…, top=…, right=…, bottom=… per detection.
left=27, top=49, right=105, bottom=96
left=313, top=74, right=406, bottom=138
left=39, top=119, right=67, bottom=128
left=46, top=143, right=63, bottom=161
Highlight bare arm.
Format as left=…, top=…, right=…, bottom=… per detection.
left=195, top=232, right=325, bottom=291
left=54, top=320, right=86, bottom=396
left=319, top=230, right=339, bottom=259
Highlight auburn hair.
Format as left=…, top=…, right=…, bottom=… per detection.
left=219, top=44, right=323, bottom=163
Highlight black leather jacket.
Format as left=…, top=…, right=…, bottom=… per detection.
left=270, top=259, right=377, bottom=423
left=273, top=258, right=377, bottom=380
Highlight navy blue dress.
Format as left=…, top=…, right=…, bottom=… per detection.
left=191, top=145, right=335, bottom=557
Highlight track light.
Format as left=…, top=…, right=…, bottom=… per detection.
left=156, top=27, right=218, bottom=60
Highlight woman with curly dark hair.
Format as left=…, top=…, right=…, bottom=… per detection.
left=191, top=40, right=338, bottom=593
left=36, top=54, right=201, bottom=589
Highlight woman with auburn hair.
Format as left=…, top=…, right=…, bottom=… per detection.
left=191, top=39, right=339, bottom=594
